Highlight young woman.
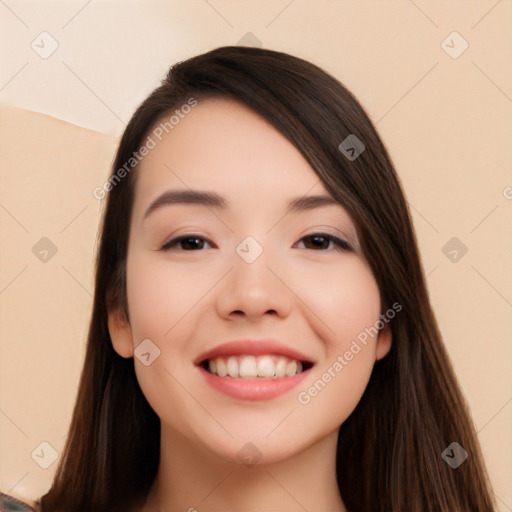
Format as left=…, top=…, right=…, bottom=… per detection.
left=36, top=46, right=496, bottom=511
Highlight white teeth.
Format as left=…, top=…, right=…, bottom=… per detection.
left=275, top=358, right=287, bottom=378
left=216, top=358, right=227, bottom=377
left=285, top=360, right=297, bottom=376
left=227, top=356, right=238, bottom=378
left=206, top=355, right=307, bottom=379
left=257, top=356, right=275, bottom=378
left=239, top=355, right=258, bottom=378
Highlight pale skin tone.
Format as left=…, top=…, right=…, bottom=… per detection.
left=108, top=97, right=392, bottom=512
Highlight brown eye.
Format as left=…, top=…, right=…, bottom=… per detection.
left=298, top=233, right=353, bottom=252
left=161, top=235, right=212, bottom=251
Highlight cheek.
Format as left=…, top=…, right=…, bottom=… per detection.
left=125, top=253, right=215, bottom=429
left=291, top=260, right=381, bottom=430
left=291, top=256, right=382, bottom=347
left=294, top=354, right=374, bottom=443
left=125, top=254, right=211, bottom=342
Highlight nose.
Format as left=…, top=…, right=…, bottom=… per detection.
left=215, top=244, right=293, bottom=323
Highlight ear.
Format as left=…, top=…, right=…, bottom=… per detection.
left=108, top=307, right=134, bottom=358
left=375, top=321, right=392, bottom=361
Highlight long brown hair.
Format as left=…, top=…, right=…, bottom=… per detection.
left=38, top=46, right=496, bottom=511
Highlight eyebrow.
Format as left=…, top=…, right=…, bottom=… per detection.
left=143, top=189, right=341, bottom=220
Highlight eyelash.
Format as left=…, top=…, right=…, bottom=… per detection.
left=160, top=232, right=353, bottom=252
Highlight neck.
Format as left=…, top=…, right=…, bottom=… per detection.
left=142, top=426, right=346, bottom=512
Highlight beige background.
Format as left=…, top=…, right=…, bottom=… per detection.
left=1, top=1, right=511, bottom=509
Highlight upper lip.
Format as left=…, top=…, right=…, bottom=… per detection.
left=194, top=339, right=315, bottom=365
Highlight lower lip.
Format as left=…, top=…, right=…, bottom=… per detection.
left=198, top=366, right=310, bottom=401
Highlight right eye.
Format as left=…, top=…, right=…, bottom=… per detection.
left=160, top=235, right=213, bottom=251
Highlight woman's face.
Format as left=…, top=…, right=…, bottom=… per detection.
left=109, top=97, right=391, bottom=465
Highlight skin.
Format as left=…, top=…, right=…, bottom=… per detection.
left=108, top=97, right=392, bottom=512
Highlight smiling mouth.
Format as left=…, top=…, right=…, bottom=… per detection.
left=199, top=355, right=314, bottom=379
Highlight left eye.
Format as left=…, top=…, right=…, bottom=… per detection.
left=295, top=233, right=353, bottom=252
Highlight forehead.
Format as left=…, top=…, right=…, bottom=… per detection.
left=136, top=97, right=326, bottom=194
